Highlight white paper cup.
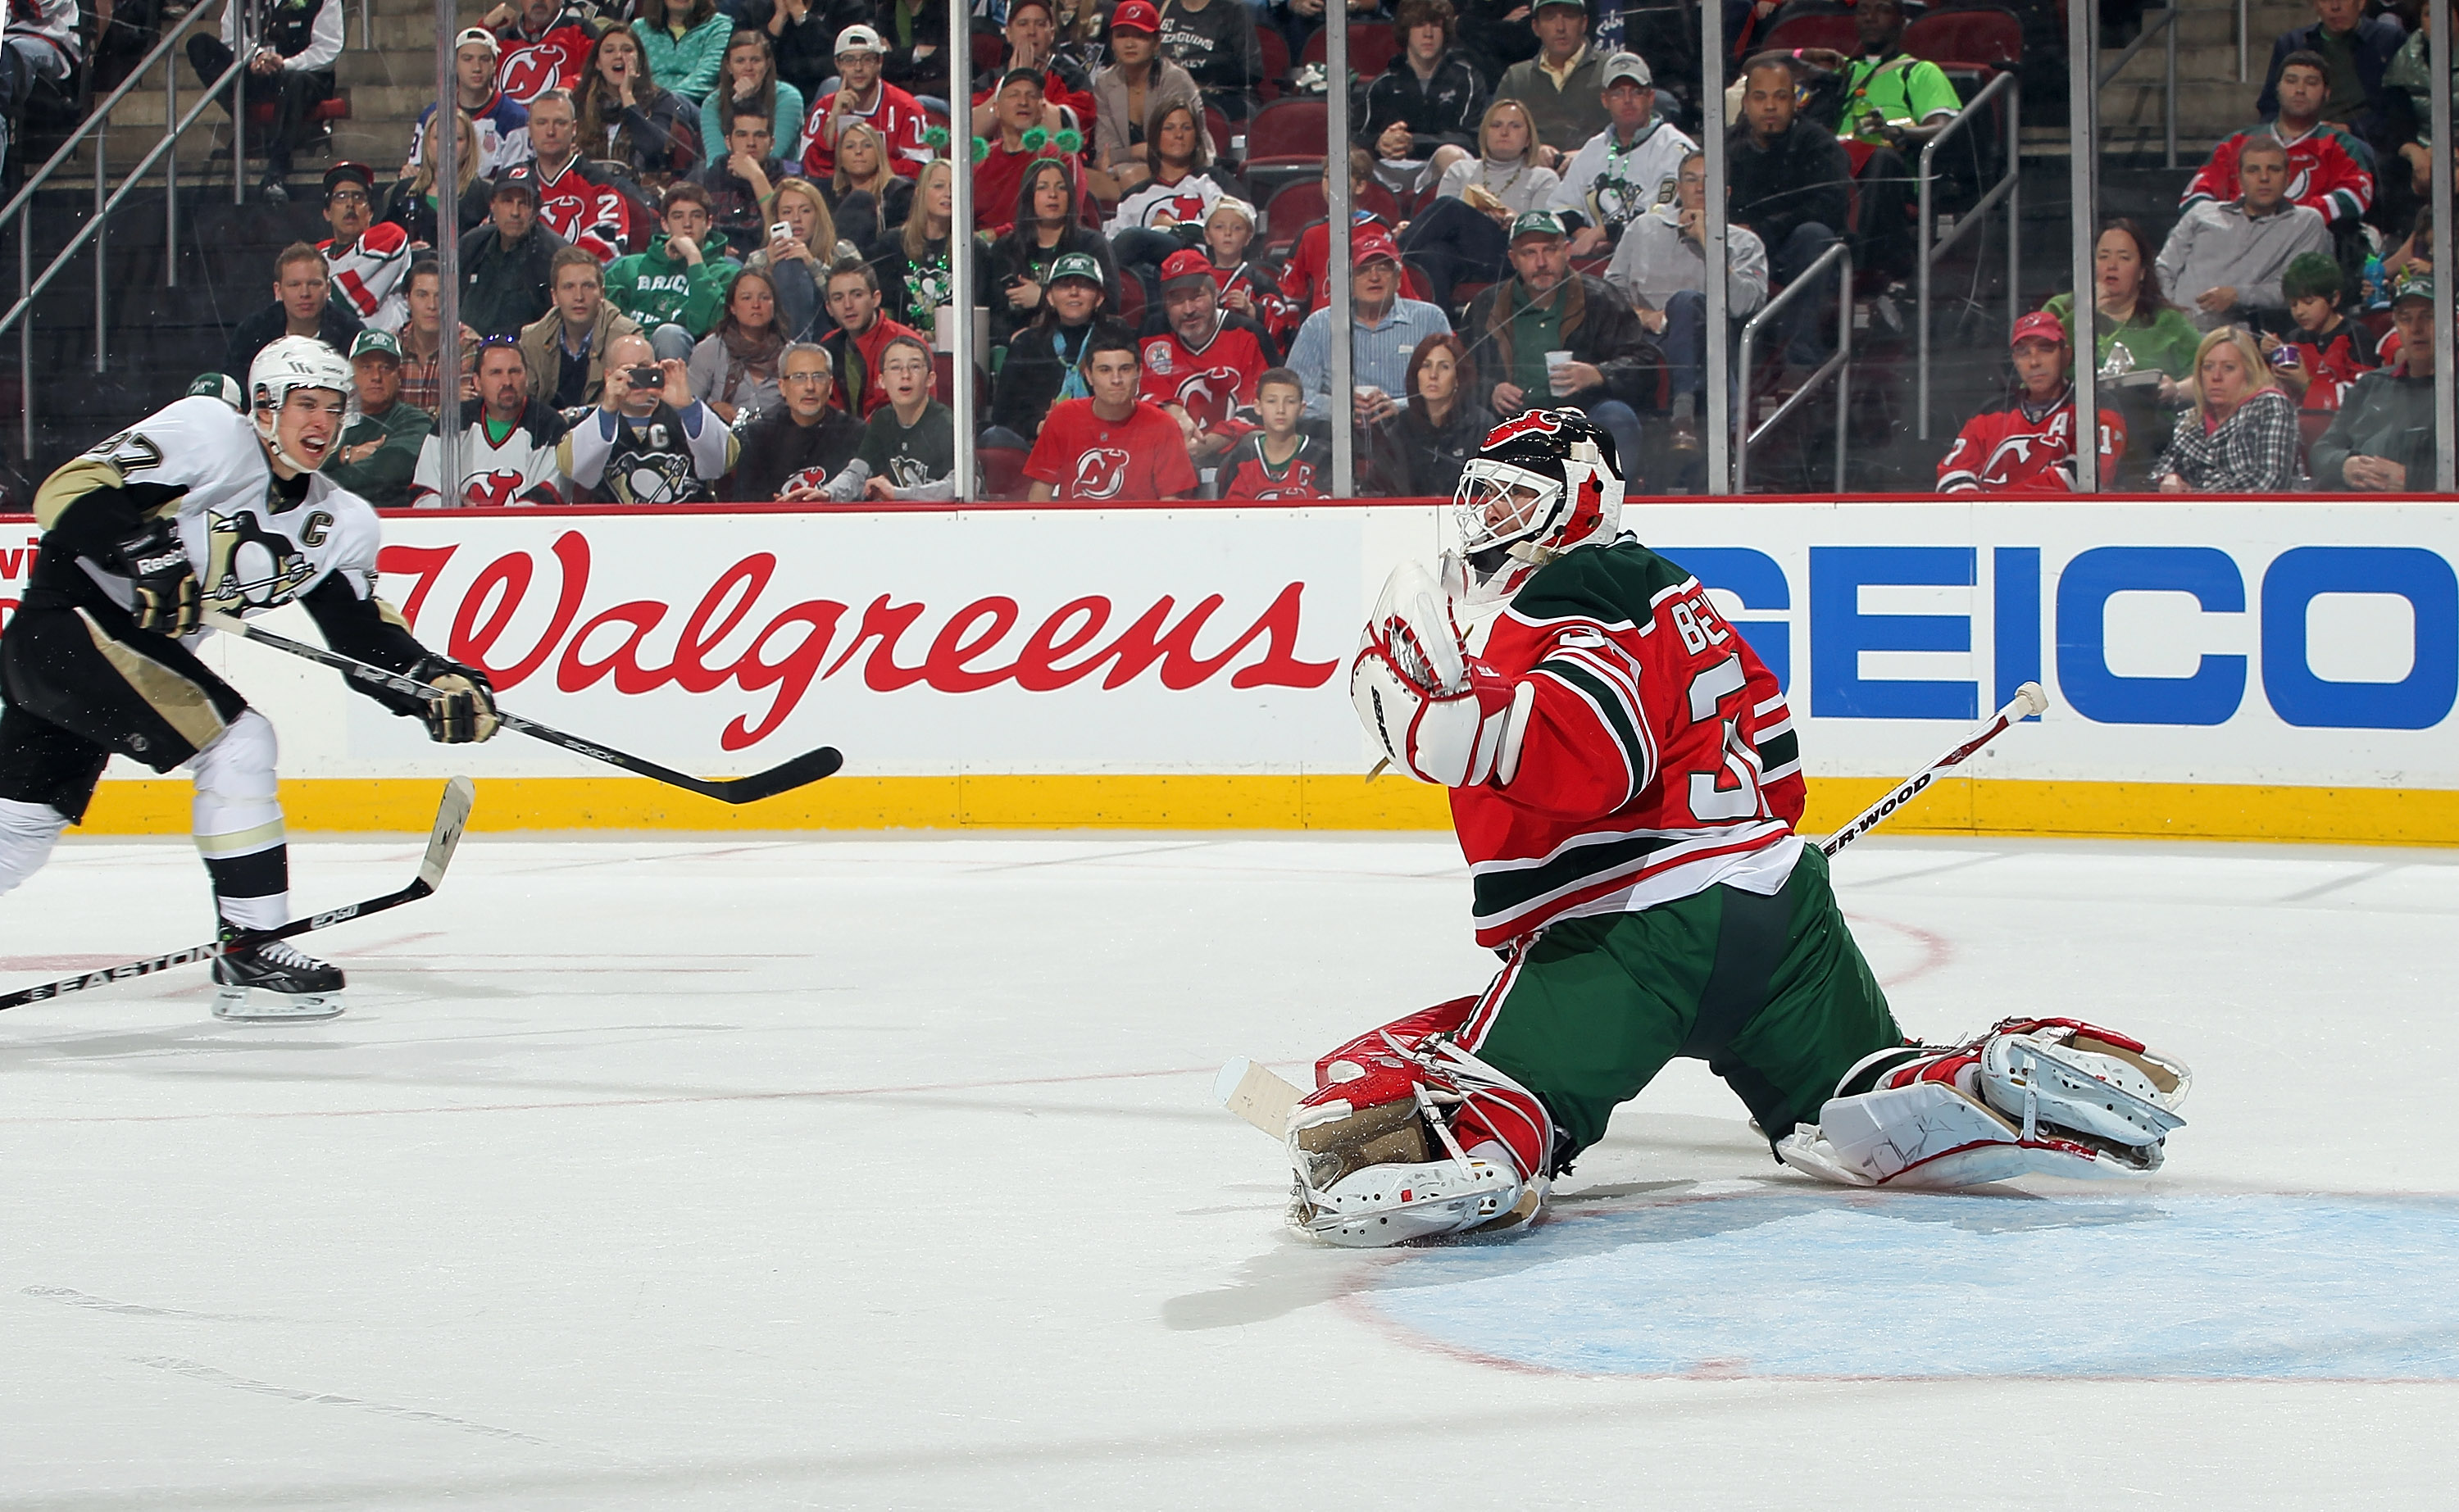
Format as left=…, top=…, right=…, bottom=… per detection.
left=1544, top=349, right=1575, bottom=395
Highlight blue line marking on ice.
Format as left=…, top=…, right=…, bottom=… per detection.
left=1365, top=1192, right=2459, bottom=1379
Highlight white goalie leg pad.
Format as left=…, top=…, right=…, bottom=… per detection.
left=1299, top=1137, right=1539, bottom=1248
left=0, top=797, right=70, bottom=897
left=1776, top=1019, right=2192, bottom=1190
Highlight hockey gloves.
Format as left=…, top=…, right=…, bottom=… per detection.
left=1350, top=559, right=1529, bottom=788
left=411, top=657, right=501, bottom=744
left=111, top=520, right=200, bottom=637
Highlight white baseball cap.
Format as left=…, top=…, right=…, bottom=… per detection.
left=835, top=23, right=885, bottom=56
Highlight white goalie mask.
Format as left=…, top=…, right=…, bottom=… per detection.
left=248, top=335, right=353, bottom=475
left=1448, top=408, right=1626, bottom=605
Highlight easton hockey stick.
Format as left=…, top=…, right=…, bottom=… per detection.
left=203, top=613, right=843, bottom=804
left=1214, top=681, right=2057, bottom=1136
left=0, top=775, right=475, bottom=1014
left=1819, top=681, right=2050, bottom=859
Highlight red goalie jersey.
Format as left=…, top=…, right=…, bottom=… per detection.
left=1935, top=390, right=2126, bottom=493
left=1457, top=542, right=1804, bottom=950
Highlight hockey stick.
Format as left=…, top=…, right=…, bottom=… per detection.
left=1818, top=681, right=2050, bottom=859
left=1215, top=681, right=2057, bottom=1136
left=0, top=775, right=475, bottom=1014
left=202, top=613, right=843, bottom=804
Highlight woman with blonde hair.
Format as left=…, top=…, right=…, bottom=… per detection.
left=748, top=176, right=842, bottom=341
left=1400, top=98, right=1561, bottom=306
left=383, top=110, right=491, bottom=245
left=576, top=28, right=702, bottom=184
left=872, top=158, right=957, bottom=334
left=2152, top=325, right=2305, bottom=492
left=826, top=122, right=914, bottom=250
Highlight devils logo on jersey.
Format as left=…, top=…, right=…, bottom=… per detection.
left=1070, top=448, right=1130, bottom=500
left=204, top=507, right=322, bottom=609
left=498, top=43, right=565, bottom=103
left=460, top=470, right=526, bottom=508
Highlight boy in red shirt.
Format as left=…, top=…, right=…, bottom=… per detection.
left=1025, top=330, right=1200, bottom=499
left=2257, top=252, right=2377, bottom=412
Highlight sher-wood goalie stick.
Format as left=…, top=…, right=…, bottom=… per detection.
left=1215, top=681, right=2057, bottom=1135
left=203, top=613, right=843, bottom=804
left=0, top=776, right=474, bottom=1014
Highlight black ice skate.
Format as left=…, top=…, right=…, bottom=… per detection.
left=211, top=934, right=347, bottom=1022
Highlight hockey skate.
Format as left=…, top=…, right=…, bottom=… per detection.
left=211, top=935, right=346, bottom=1022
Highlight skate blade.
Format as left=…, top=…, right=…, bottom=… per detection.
left=212, top=983, right=346, bottom=1023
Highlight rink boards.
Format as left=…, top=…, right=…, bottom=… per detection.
left=11, top=493, right=2459, bottom=841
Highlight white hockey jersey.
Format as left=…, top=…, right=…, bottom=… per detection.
left=321, top=223, right=413, bottom=334
left=1546, top=118, right=1697, bottom=234
left=556, top=400, right=737, bottom=503
left=407, top=93, right=535, bottom=179
left=52, top=397, right=387, bottom=620
left=410, top=402, right=570, bottom=507
left=5, top=0, right=83, bottom=63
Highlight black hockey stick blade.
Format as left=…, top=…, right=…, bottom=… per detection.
left=0, top=777, right=475, bottom=1014
left=205, top=613, right=844, bottom=805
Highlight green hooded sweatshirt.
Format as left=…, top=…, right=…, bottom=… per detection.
left=605, top=231, right=733, bottom=338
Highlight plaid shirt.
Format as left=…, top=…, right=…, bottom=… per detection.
left=399, top=340, right=447, bottom=418
left=2152, top=385, right=2304, bottom=490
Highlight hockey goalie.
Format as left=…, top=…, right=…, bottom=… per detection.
left=1293, top=410, right=2191, bottom=1247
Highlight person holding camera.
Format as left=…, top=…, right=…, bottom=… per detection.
left=557, top=330, right=742, bottom=502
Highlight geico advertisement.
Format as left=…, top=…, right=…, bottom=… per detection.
left=0, top=500, right=2449, bottom=787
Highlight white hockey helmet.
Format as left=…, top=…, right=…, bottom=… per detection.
left=1448, top=408, right=1625, bottom=604
left=248, top=335, right=353, bottom=473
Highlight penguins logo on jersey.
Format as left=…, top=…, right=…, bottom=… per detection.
left=1069, top=448, right=1130, bottom=500
left=889, top=454, right=936, bottom=491
left=203, top=508, right=320, bottom=611
left=615, top=449, right=700, bottom=504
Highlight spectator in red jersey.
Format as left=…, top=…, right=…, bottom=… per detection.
left=801, top=24, right=932, bottom=182
left=1140, top=248, right=1276, bottom=470
left=1276, top=148, right=1401, bottom=329
left=484, top=0, right=605, bottom=105
left=2256, top=252, right=2378, bottom=411
left=525, top=89, right=650, bottom=261
left=1213, top=370, right=1332, bottom=498
left=1025, top=329, right=1199, bottom=499
left=1935, top=311, right=2126, bottom=493
left=2184, top=52, right=2375, bottom=252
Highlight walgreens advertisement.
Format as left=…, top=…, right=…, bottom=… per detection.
left=31, top=497, right=2457, bottom=795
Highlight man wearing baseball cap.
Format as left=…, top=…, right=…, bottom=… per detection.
left=798, top=22, right=931, bottom=181
left=1089, top=0, right=1199, bottom=199
left=2314, top=274, right=2443, bottom=491
left=1286, top=230, right=1456, bottom=430
left=325, top=331, right=434, bottom=510
left=1461, top=210, right=1652, bottom=471
left=1495, top=0, right=1611, bottom=166
left=407, top=28, right=535, bottom=187
left=459, top=166, right=572, bottom=338
left=1936, top=311, right=2126, bottom=493
left=1548, top=52, right=1693, bottom=257
left=318, top=162, right=414, bottom=335
left=1139, top=247, right=1278, bottom=469
left=184, top=0, right=343, bottom=200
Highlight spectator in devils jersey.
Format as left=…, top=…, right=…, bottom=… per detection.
left=2185, top=52, right=2376, bottom=252
left=1026, top=330, right=1199, bottom=500
left=560, top=330, right=741, bottom=501
left=1935, top=311, right=2125, bottom=493
left=520, top=247, right=643, bottom=411
left=189, top=0, right=343, bottom=201
left=484, top=0, right=605, bottom=105
left=1141, top=247, right=1275, bottom=472
left=320, top=162, right=412, bottom=334
left=223, top=243, right=364, bottom=386
left=524, top=89, right=643, bottom=262
left=411, top=337, right=570, bottom=506
left=1197, top=198, right=1292, bottom=336
left=801, top=24, right=931, bottom=183
left=817, top=261, right=925, bottom=417
left=2256, top=252, right=2377, bottom=412
left=734, top=342, right=866, bottom=499
left=408, top=29, right=535, bottom=185
left=1212, top=369, right=1331, bottom=499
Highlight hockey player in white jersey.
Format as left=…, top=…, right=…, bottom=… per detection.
left=0, top=338, right=502, bottom=1020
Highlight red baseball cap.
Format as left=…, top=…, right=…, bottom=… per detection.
left=1111, top=0, right=1161, bottom=32
left=2009, top=311, right=2066, bottom=347
left=1159, top=248, right=1216, bottom=288
left=1352, top=231, right=1402, bottom=270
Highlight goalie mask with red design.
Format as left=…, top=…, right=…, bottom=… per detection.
left=1449, top=408, right=1625, bottom=604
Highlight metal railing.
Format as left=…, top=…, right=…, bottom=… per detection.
left=1734, top=239, right=1852, bottom=496
left=2098, top=4, right=2180, bottom=168
left=1914, top=72, right=2019, bottom=440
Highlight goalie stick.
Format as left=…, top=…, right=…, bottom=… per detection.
left=0, top=776, right=475, bottom=1015
left=1215, top=681, right=2057, bottom=1136
left=203, top=613, right=843, bottom=804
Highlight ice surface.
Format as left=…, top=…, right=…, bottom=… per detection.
left=2, top=830, right=2454, bottom=1508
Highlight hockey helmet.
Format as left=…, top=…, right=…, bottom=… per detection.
left=248, top=335, right=353, bottom=474
left=1449, top=408, right=1625, bottom=604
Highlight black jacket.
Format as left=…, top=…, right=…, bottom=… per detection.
left=876, top=0, right=956, bottom=101
left=1461, top=273, right=1662, bottom=417
left=1369, top=396, right=1489, bottom=497
left=730, top=0, right=876, bottom=102
left=1455, top=0, right=1539, bottom=84
left=457, top=220, right=572, bottom=339
left=990, top=316, right=1132, bottom=442
left=733, top=405, right=866, bottom=499
left=381, top=175, right=493, bottom=248
left=1727, top=116, right=1852, bottom=251
left=984, top=225, right=1122, bottom=349
left=221, top=299, right=364, bottom=386
left=1354, top=51, right=1486, bottom=160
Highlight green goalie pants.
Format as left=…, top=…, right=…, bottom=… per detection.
left=1459, top=845, right=1902, bottom=1171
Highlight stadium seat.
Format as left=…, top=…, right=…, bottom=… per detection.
left=981, top=445, right=1028, bottom=499
left=243, top=94, right=350, bottom=159
left=1204, top=105, right=1234, bottom=168
left=1903, top=5, right=2023, bottom=70
left=1302, top=22, right=1398, bottom=80
left=1257, top=27, right=1291, bottom=100
left=1240, top=96, right=1327, bottom=203
left=971, top=31, right=1006, bottom=76
left=1259, top=178, right=1402, bottom=249
left=1760, top=13, right=1860, bottom=53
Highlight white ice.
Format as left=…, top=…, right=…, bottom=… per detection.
left=2, top=829, right=2453, bottom=1509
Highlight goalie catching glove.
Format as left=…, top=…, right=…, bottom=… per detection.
left=409, top=656, right=500, bottom=744
left=1349, top=557, right=1532, bottom=788
left=1775, top=1018, right=2191, bottom=1188
left=111, top=520, right=200, bottom=637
